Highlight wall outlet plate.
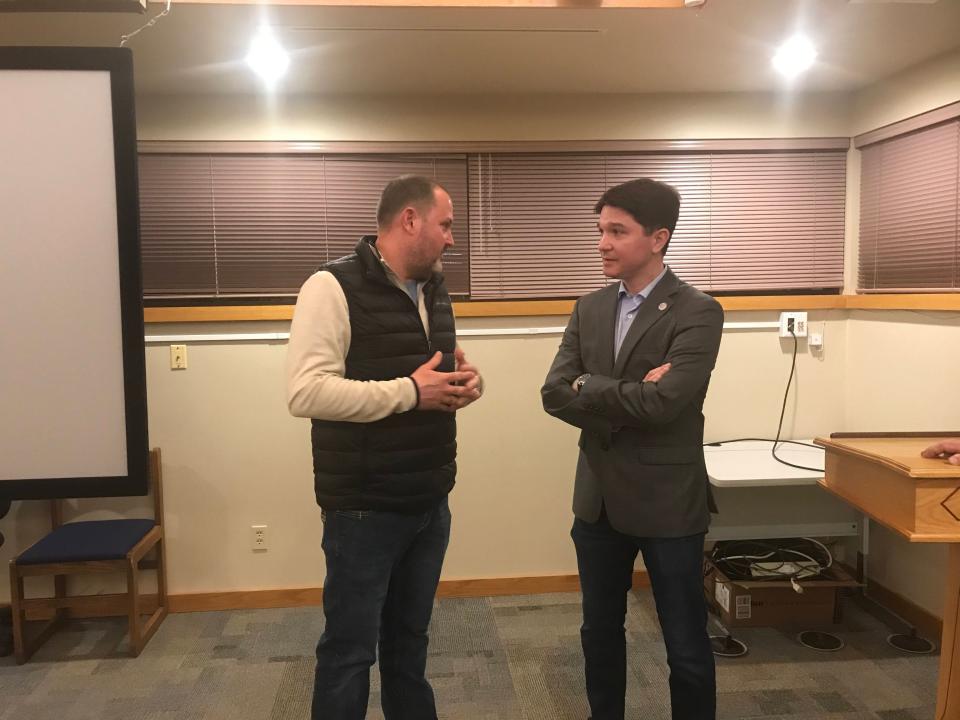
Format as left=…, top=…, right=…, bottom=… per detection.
left=779, top=312, right=808, bottom=338
left=251, top=524, right=268, bottom=551
left=170, top=344, right=187, bottom=369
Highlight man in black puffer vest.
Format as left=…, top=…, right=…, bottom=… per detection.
left=287, top=175, right=483, bottom=720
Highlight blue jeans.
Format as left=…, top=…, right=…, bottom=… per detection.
left=572, top=512, right=715, bottom=720
left=312, top=497, right=451, bottom=720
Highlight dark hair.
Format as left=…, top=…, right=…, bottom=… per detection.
left=376, top=175, right=442, bottom=228
left=594, top=178, right=681, bottom=254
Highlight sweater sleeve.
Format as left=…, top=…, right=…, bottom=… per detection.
left=286, top=271, right=418, bottom=422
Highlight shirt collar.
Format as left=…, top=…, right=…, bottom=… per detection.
left=368, top=238, right=392, bottom=273
left=619, top=265, right=668, bottom=301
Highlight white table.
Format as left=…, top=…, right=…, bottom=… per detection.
left=705, top=439, right=824, bottom=487
left=702, top=439, right=863, bottom=654
left=704, top=440, right=860, bottom=541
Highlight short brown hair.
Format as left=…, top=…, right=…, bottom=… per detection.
left=376, top=175, right=442, bottom=228
left=594, top=178, right=681, bottom=254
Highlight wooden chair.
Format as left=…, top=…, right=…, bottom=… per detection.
left=9, top=448, right=168, bottom=663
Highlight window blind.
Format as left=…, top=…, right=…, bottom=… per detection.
left=858, top=120, right=960, bottom=292
left=468, top=150, right=847, bottom=299
left=139, top=153, right=469, bottom=299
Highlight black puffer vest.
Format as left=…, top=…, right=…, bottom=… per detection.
left=310, top=236, right=457, bottom=512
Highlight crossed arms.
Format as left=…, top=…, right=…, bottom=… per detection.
left=541, top=296, right=723, bottom=435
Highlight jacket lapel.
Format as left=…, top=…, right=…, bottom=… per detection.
left=593, top=284, right=620, bottom=376
left=612, top=269, right=680, bottom=377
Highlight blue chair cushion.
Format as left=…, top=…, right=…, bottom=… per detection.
left=16, top=519, right=157, bottom=565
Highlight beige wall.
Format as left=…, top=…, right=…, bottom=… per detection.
left=0, top=312, right=853, bottom=602
left=852, top=46, right=960, bottom=136
left=0, top=89, right=857, bottom=602
left=3, top=54, right=960, bottom=620
left=136, top=91, right=852, bottom=142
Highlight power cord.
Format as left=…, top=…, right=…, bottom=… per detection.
left=709, top=537, right=834, bottom=583
left=767, top=329, right=824, bottom=472
left=704, top=438, right=819, bottom=450
left=705, top=326, right=825, bottom=472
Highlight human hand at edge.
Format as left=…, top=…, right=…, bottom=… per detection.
left=921, top=439, right=960, bottom=466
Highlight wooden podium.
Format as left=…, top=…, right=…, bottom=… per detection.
left=815, top=433, right=960, bottom=720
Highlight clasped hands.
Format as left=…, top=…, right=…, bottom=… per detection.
left=412, top=349, right=482, bottom=413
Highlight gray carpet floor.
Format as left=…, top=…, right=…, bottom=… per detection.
left=0, top=590, right=939, bottom=719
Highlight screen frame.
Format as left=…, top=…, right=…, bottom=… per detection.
left=0, top=46, right=148, bottom=500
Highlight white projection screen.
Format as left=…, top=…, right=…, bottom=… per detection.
left=0, top=47, right=148, bottom=500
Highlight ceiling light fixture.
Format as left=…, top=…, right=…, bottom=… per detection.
left=772, top=35, right=817, bottom=79
left=245, top=26, right=290, bottom=86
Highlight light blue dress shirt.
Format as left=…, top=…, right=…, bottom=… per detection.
left=614, top=266, right=668, bottom=359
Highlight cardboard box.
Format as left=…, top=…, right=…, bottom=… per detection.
left=703, top=556, right=861, bottom=628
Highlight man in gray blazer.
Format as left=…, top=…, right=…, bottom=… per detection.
left=541, top=178, right=723, bottom=720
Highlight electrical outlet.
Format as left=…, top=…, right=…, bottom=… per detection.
left=809, top=332, right=824, bottom=349
left=779, top=312, right=808, bottom=338
left=251, top=524, right=268, bottom=552
left=170, top=344, right=188, bottom=370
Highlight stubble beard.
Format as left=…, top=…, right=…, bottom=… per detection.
left=409, top=249, right=444, bottom=280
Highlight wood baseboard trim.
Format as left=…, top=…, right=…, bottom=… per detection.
left=13, top=572, right=937, bottom=644
left=6, top=572, right=938, bottom=646
left=166, top=572, right=650, bottom=613
left=862, top=576, right=943, bottom=642
left=170, top=587, right=323, bottom=613
left=835, top=563, right=942, bottom=641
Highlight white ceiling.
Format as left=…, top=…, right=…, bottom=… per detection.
left=1, top=0, right=958, bottom=96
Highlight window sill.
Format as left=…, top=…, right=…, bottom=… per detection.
left=143, top=294, right=960, bottom=324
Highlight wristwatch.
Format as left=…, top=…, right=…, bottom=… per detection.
left=574, top=373, right=592, bottom=393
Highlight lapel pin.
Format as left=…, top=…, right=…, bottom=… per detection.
left=658, top=302, right=668, bottom=311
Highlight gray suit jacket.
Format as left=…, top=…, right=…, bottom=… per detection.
left=541, top=268, right=724, bottom=538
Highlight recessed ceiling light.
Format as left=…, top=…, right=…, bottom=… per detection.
left=245, top=26, right=290, bottom=86
left=772, top=35, right=817, bottom=79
